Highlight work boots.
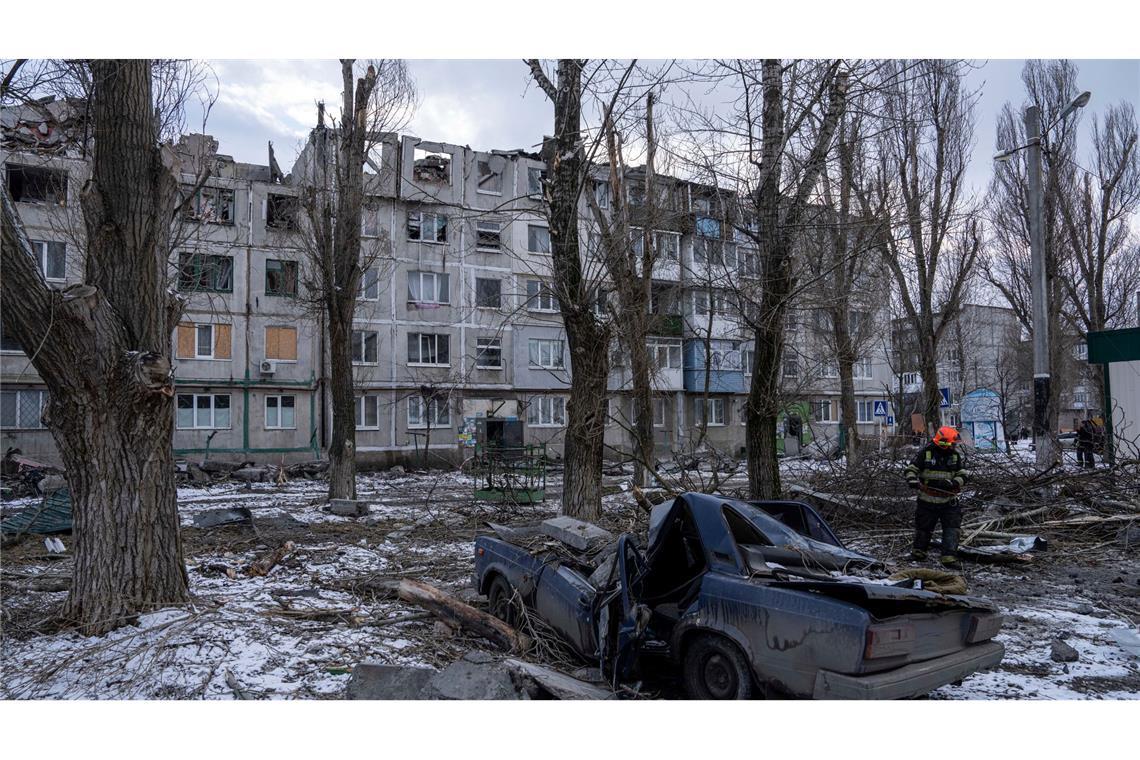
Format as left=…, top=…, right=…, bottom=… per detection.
left=940, top=526, right=961, bottom=567
left=910, top=530, right=933, bottom=562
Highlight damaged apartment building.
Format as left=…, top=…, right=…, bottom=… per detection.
left=1, top=98, right=898, bottom=468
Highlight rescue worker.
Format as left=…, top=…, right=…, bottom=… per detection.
left=905, top=426, right=968, bottom=566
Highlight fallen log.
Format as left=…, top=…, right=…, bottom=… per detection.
left=396, top=578, right=530, bottom=653
left=245, top=541, right=295, bottom=577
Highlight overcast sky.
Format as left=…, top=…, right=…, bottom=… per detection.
left=200, top=59, right=1139, bottom=196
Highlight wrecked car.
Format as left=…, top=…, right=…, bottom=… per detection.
left=474, top=492, right=1004, bottom=699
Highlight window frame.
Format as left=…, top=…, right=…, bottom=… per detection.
left=527, top=224, right=551, bottom=254
left=407, top=270, right=451, bottom=306
left=648, top=339, right=682, bottom=370
left=176, top=393, right=232, bottom=430
left=178, top=252, right=234, bottom=293
left=475, top=337, right=503, bottom=369
left=528, top=338, right=565, bottom=370
left=653, top=397, right=668, bottom=428
left=355, top=394, right=380, bottom=430
left=359, top=266, right=382, bottom=301
left=407, top=395, right=451, bottom=429
left=195, top=324, right=215, bottom=359
left=264, top=258, right=298, bottom=297
left=527, top=396, right=566, bottom=427
left=407, top=210, right=449, bottom=244
left=407, top=332, right=451, bottom=367
left=475, top=219, right=503, bottom=252
left=29, top=239, right=66, bottom=281
left=185, top=185, right=235, bottom=225
left=695, top=397, right=726, bottom=427
left=526, top=280, right=559, bottom=313
left=352, top=329, right=380, bottom=365
left=0, top=389, right=47, bottom=429
left=474, top=277, right=502, bottom=309
left=264, top=394, right=297, bottom=430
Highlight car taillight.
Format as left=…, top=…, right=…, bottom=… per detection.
left=865, top=623, right=916, bottom=659
left=966, top=613, right=1003, bottom=644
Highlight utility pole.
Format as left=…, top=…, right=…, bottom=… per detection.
left=1025, top=105, right=1051, bottom=466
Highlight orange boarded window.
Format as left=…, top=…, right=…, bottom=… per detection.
left=265, top=326, right=297, bottom=360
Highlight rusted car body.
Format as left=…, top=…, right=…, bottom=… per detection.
left=474, top=492, right=1004, bottom=699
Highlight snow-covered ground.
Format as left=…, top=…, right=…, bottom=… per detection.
left=2, top=466, right=1137, bottom=699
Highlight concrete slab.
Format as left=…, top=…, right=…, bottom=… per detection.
left=345, top=664, right=436, bottom=700
left=541, top=516, right=614, bottom=552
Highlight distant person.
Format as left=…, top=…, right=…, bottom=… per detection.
left=1077, top=418, right=1096, bottom=469
left=905, top=426, right=968, bottom=567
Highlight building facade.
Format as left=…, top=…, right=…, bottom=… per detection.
left=2, top=102, right=897, bottom=467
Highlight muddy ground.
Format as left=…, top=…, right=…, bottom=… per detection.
left=1, top=466, right=1137, bottom=700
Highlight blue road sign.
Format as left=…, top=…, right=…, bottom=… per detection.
left=887, top=415, right=895, bottom=426
left=873, top=400, right=889, bottom=417
left=939, top=387, right=952, bottom=408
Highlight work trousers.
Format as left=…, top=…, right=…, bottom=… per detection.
left=1077, top=445, right=1096, bottom=468
left=913, top=498, right=963, bottom=557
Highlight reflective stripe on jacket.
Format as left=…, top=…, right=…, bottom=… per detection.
left=905, top=445, right=968, bottom=504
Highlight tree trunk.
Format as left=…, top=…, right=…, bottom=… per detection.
left=918, top=340, right=942, bottom=434
left=1, top=59, right=189, bottom=634
left=628, top=321, right=655, bottom=487
left=533, top=59, right=610, bottom=521
left=562, top=344, right=608, bottom=521
left=745, top=60, right=848, bottom=499
left=326, top=312, right=357, bottom=499
left=837, top=357, right=859, bottom=466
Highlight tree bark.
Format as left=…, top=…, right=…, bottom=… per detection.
left=531, top=59, right=610, bottom=521
left=306, top=61, right=379, bottom=501
left=745, top=60, right=849, bottom=499
left=0, top=59, right=189, bottom=634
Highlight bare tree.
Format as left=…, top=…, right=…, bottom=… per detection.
left=863, top=59, right=981, bottom=436
left=1057, top=101, right=1140, bottom=413
left=525, top=59, right=613, bottom=520
left=703, top=60, right=851, bottom=499
left=1, top=60, right=192, bottom=633
left=984, top=60, right=1090, bottom=462
left=295, top=60, right=415, bottom=500
left=806, top=102, right=889, bottom=468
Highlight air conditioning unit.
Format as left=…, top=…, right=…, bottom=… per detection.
left=259, top=360, right=277, bottom=375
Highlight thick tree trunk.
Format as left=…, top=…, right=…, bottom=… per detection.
left=326, top=313, right=357, bottom=499
left=1, top=59, right=189, bottom=634
left=918, top=341, right=942, bottom=434
left=745, top=61, right=848, bottom=499
left=562, top=343, right=608, bottom=521
left=533, top=59, right=610, bottom=520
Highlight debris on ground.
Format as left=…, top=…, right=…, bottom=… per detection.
left=2, top=458, right=1137, bottom=700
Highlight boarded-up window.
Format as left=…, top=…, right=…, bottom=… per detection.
left=213, top=324, right=232, bottom=359
left=176, top=322, right=230, bottom=359
left=265, top=326, right=298, bottom=360
left=176, top=323, right=196, bottom=358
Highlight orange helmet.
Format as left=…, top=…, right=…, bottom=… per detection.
left=933, top=426, right=960, bottom=448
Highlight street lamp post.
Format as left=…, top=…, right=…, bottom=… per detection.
left=1025, top=105, right=1050, bottom=463
left=994, top=90, right=1090, bottom=466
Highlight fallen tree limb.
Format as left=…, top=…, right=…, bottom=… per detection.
left=245, top=541, right=295, bottom=577
left=396, top=578, right=530, bottom=653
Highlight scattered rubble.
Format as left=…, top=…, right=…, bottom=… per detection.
left=1050, top=639, right=1081, bottom=662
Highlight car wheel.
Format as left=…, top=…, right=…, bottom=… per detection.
left=487, top=575, right=520, bottom=627
left=682, top=634, right=754, bottom=700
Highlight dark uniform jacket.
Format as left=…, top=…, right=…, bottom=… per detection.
left=904, top=444, right=968, bottom=505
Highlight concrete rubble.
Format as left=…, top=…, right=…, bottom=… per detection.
left=345, top=650, right=615, bottom=700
